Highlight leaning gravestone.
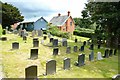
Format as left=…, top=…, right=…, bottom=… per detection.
left=46, top=59, right=56, bottom=75
left=12, top=42, right=19, bottom=49
left=52, top=39, right=58, bottom=47
left=83, top=41, right=86, bottom=46
left=73, top=46, right=78, bottom=52
left=97, top=52, right=103, bottom=60
left=38, top=30, right=43, bottom=36
left=75, top=39, right=77, bottom=43
left=77, top=54, right=85, bottom=67
left=103, top=49, right=109, bottom=58
left=114, top=49, right=117, bottom=55
left=50, top=38, right=53, bottom=43
left=25, top=65, right=37, bottom=79
left=109, top=49, right=113, bottom=57
left=80, top=46, right=84, bottom=51
left=66, top=46, right=71, bottom=54
left=30, top=48, right=38, bottom=59
left=62, top=41, right=67, bottom=47
left=33, top=40, right=39, bottom=47
left=89, top=51, right=94, bottom=61
left=53, top=48, right=59, bottom=55
left=63, top=58, right=70, bottom=70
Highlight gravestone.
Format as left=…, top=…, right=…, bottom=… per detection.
left=75, top=39, right=77, bottom=43
left=43, top=36, right=47, bottom=40
left=50, top=38, right=53, bottom=43
left=103, top=49, right=109, bottom=58
left=25, top=65, right=37, bottom=79
left=98, top=44, right=101, bottom=49
left=114, top=49, right=117, bottom=55
left=46, top=59, right=56, bottom=75
left=77, top=54, right=85, bottom=67
left=38, top=30, right=43, bottom=36
left=63, top=58, right=70, bottom=70
left=73, top=46, right=78, bottom=52
left=80, top=46, right=84, bottom=51
left=33, top=38, right=38, bottom=41
left=41, top=40, right=44, bottom=44
left=21, top=30, right=25, bottom=37
left=32, top=31, right=35, bottom=37
left=62, top=38, right=67, bottom=42
left=89, top=51, right=94, bottom=61
left=30, top=49, right=38, bottom=59
left=52, top=39, right=58, bottom=47
left=1, top=37, right=7, bottom=41
left=48, top=33, right=51, bottom=38
left=83, top=41, right=86, bottom=46
left=23, top=36, right=27, bottom=41
left=53, top=48, right=59, bottom=55
left=33, top=40, right=39, bottom=47
left=97, top=52, right=103, bottom=60
left=112, top=74, right=120, bottom=80
left=12, top=42, right=19, bottom=49
left=109, top=49, right=113, bottom=57
left=62, top=41, right=67, bottom=47
left=66, top=46, right=71, bottom=54
left=89, top=44, right=94, bottom=50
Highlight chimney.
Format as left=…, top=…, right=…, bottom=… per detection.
left=58, top=13, right=61, bottom=16
left=68, top=11, right=70, bottom=16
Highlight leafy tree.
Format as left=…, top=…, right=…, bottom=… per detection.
left=1, top=2, right=24, bottom=29
left=83, top=1, right=120, bottom=48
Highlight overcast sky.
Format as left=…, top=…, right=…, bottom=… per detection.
left=2, top=0, right=88, bottom=22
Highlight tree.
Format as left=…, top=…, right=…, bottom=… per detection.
left=83, top=1, right=120, bottom=48
left=2, top=2, right=24, bottom=29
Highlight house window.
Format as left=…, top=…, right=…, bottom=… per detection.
left=70, top=22, right=72, bottom=26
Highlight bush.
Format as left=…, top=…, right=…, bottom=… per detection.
left=73, top=30, right=94, bottom=38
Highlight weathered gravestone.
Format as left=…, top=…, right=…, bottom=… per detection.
left=109, top=49, right=113, bottom=57
left=77, top=54, right=85, bottom=67
left=62, top=41, right=67, bottom=47
left=33, top=38, right=38, bottom=41
left=89, top=51, right=94, bottom=61
left=52, top=39, right=58, bottom=47
left=38, top=30, right=43, bottom=36
left=21, top=30, right=25, bottom=37
left=1, top=37, right=7, bottom=41
left=53, top=48, right=59, bottom=55
left=25, top=65, right=37, bottom=79
left=48, top=33, right=51, bottom=38
left=12, top=42, right=19, bottom=49
left=32, top=31, right=35, bottom=37
left=80, top=46, right=84, bottom=51
left=46, top=59, right=56, bottom=75
left=62, top=38, right=67, bottom=42
left=75, top=39, right=77, bottom=43
left=73, top=46, right=78, bottom=52
left=33, top=40, right=39, bottom=47
left=30, top=49, right=38, bottom=59
left=98, top=44, right=101, bottom=49
left=43, top=36, right=47, bottom=40
left=50, top=38, right=53, bottom=43
left=23, top=36, right=27, bottom=41
left=97, top=52, right=103, bottom=60
left=89, top=44, right=94, bottom=50
left=63, top=58, right=70, bottom=70
left=66, top=46, right=71, bottom=54
left=114, top=49, right=117, bottom=55
left=103, top=49, right=109, bottom=58
left=83, top=41, right=86, bottom=46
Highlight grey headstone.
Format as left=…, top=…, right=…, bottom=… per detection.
left=23, top=36, right=27, bottom=41
left=66, top=47, right=71, bottom=54
left=73, top=46, right=78, bottom=52
left=89, top=44, right=94, bottom=50
left=109, top=49, right=113, bottom=57
left=30, top=49, right=38, bottom=59
left=75, top=39, right=77, bottom=43
left=38, top=30, right=43, bottom=36
left=12, top=42, right=19, bottom=49
left=103, top=49, right=109, bottom=58
left=53, top=48, right=59, bottom=55
left=62, top=38, right=67, bottom=42
left=63, top=58, right=70, bottom=70
left=21, top=30, right=25, bottom=37
left=98, top=44, right=101, bottom=49
left=50, top=38, right=54, bottom=43
left=89, top=51, right=94, bottom=61
left=46, top=59, right=56, bottom=75
left=83, top=41, right=86, bottom=46
left=33, top=40, right=39, bottom=47
left=25, top=65, right=37, bottom=79
left=62, top=41, right=67, bottom=47
left=97, top=52, right=103, bottom=60
left=77, top=54, right=85, bottom=67
left=80, top=46, right=84, bottom=51
left=52, top=39, right=58, bottom=47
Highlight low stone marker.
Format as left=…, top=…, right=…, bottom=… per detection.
left=43, top=36, right=47, bottom=40
left=75, top=54, right=85, bottom=67
left=30, top=48, right=38, bottom=59
left=12, top=42, right=19, bottom=49
left=25, top=65, right=37, bottom=79
left=63, top=58, right=70, bottom=70
left=52, top=39, right=58, bottom=47
left=89, top=44, right=94, bottom=50
left=103, top=49, right=109, bottom=58
left=97, top=52, right=103, bottom=60
left=80, top=46, right=84, bottom=51
left=33, top=40, right=39, bottom=47
left=89, top=51, right=94, bottom=61
left=53, top=48, right=59, bottom=55
left=66, top=46, right=71, bottom=54
left=73, top=46, right=78, bottom=52
left=50, top=38, right=53, bottom=43
left=62, top=41, right=67, bottom=47
left=1, top=37, right=7, bottom=41
left=46, top=59, right=56, bottom=75
left=75, top=39, right=77, bottom=43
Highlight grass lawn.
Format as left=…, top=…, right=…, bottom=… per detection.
left=0, top=33, right=118, bottom=78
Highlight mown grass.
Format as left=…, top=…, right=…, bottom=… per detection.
left=0, top=33, right=118, bottom=78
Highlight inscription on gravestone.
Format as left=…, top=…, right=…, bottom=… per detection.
left=63, top=58, right=70, bottom=70
left=46, top=59, right=56, bottom=75
left=25, top=65, right=37, bottom=79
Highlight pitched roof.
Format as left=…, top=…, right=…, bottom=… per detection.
left=49, top=15, right=70, bottom=26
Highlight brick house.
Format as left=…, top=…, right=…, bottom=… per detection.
left=49, top=11, right=75, bottom=33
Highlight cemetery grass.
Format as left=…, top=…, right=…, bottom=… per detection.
left=1, top=33, right=118, bottom=78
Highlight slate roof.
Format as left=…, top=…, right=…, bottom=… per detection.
left=49, top=15, right=70, bottom=26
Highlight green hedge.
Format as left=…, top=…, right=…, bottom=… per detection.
left=73, top=30, right=94, bottom=38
